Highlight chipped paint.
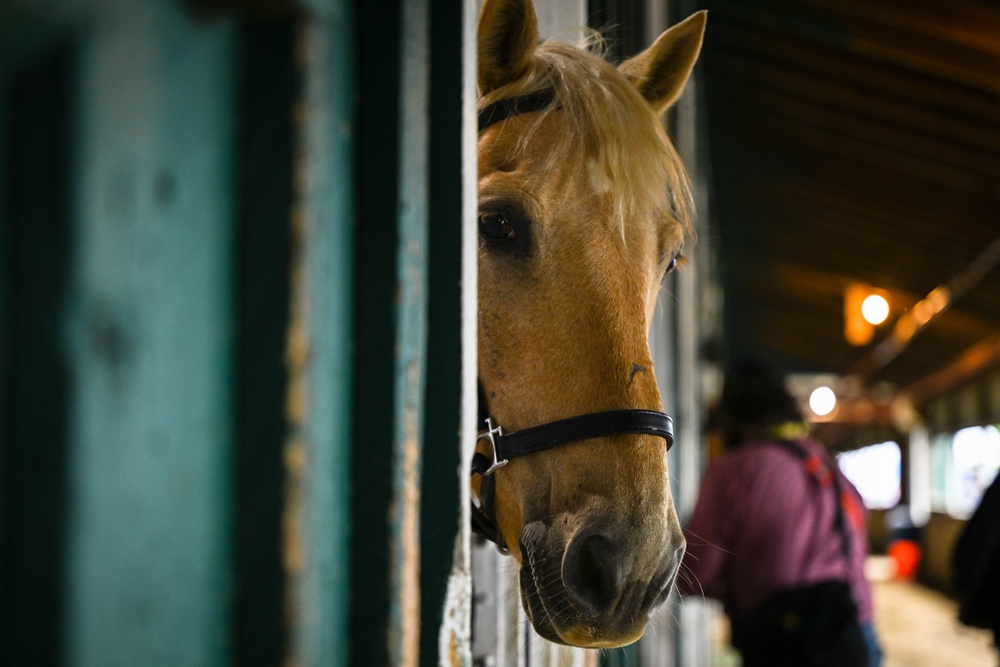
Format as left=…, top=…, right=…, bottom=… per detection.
left=392, top=395, right=423, bottom=667
left=440, top=556, right=473, bottom=667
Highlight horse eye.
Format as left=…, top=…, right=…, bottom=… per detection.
left=662, top=254, right=679, bottom=278
left=479, top=212, right=516, bottom=240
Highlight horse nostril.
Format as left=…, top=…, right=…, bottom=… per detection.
left=563, top=534, right=624, bottom=618
left=648, top=542, right=685, bottom=611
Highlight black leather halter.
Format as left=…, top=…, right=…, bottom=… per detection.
left=471, top=393, right=675, bottom=550
left=472, top=91, right=677, bottom=550
left=471, top=410, right=674, bottom=477
left=478, top=89, right=558, bottom=132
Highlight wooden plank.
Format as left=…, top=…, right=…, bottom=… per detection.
left=230, top=19, right=297, bottom=667
left=284, top=2, right=357, bottom=666
left=904, top=335, right=1000, bottom=406
left=62, top=3, right=236, bottom=665
left=817, top=3, right=1000, bottom=95
left=703, top=14, right=1000, bottom=127
left=802, top=0, right=1000, bottom=59
left=705, top=50, right=1000, bottom=158
left=422, top=0, right=477, bottom=663
left=348, top=0, right=429, bottom=663
left=0, top=35, right=75, bottom=665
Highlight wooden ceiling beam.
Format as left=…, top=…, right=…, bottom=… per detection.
left=708, top=90, right=1000, bottom=197
left=848, top=235, right=1000, bottom=378
left=800, top=0, right=1000, bottom=59
left=903, top=334, right=1000, bottom=405
left=704, top=0, right=1000, bottom=392
left=706, top=50, right=1000, bottom=157
left=748, top=178, right=995, bottom=264
left=709, top=0, right=1000, bottom=91
left=705, top=19, right=1000, bottom=125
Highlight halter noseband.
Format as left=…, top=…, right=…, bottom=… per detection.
left=471, top=401, right=675, bottom=551
left=471, top=91, right=676, bottom=550
left=471, top=410, right=674, bottom=477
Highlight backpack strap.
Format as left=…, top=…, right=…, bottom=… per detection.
left=770, top=439, right=856, bottom=564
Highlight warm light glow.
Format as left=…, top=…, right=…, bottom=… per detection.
left=861, top=294, right=889, bottom=325
left=809, top=386, right=837, bottom=416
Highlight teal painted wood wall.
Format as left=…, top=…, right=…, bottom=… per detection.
left=0, top=0, right=473, bottom=665
left=64, top=5, right=236, bottom=665
left=293, top=2, right=357, bottom=665
left=1, top=3, right=240, bottom=664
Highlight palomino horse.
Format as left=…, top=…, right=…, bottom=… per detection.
left=472, top=0, right=706, bottom=649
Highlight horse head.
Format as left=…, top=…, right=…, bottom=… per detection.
left=474, top=0, right=705, bottom=648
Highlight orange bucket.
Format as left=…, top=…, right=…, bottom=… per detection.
left=887, top=539, right=921, bottom=580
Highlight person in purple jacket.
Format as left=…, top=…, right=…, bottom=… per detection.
left=678, top=360, right=882, bottom=667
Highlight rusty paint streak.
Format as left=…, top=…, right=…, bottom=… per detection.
left=282, top=66, right=312, bottom=667
left=393, top=364, right=423, bottom=667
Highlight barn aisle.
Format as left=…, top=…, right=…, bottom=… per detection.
left=872, top=580, right=995, bottom=667
left=706, top=577, right=997, bottom=667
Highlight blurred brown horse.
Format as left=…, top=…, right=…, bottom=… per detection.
left=473, top=0, right=706, bottom=648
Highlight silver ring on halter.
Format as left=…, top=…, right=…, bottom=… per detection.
left=475, top=418, right=509, bottom=475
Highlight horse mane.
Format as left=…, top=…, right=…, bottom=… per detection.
left=479, top=32, right=694, bottom=242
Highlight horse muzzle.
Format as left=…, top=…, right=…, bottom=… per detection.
left=518, top=518, right=685, bottom=647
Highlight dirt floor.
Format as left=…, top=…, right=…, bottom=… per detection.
left=872, top=579, right=996, bottom=667
left=709, top=576, right=998, bottom=667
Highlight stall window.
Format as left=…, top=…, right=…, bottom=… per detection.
left=838, top=441, right=902, bottom=510
left=929, top=425, right=1000, bottom=519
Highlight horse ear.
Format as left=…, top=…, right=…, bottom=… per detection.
left=478, top=0, right=539, bottom=94
left=618, top=10, right=707, bottom=114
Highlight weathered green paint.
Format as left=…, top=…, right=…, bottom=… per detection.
left=62, top=3, right=235, bottom=665
left=291, top=1, right=356, bottom=665
left=1, top=0, right=476, bottom=664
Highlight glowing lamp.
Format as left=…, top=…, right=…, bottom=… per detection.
left=809, top=386, right=837, bottom=417
left=861, top=294, right=890, bottom=325
left=845, top=283, right=891, bottom=345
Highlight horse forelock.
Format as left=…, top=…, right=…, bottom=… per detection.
left=478, top=34, right=693, bottom=244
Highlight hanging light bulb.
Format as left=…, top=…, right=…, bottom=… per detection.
left=861, top=294, right=890, bottom=325
left=845, top=283, right=892, bottom=345
left=809, top=386, right=837, bottom=417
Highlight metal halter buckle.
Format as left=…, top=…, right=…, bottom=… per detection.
left=475, top=418, right=508, bottom=475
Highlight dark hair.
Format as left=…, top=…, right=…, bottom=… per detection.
left=717, top=359, right=802, bottom=448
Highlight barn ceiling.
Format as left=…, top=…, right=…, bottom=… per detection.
left=695, top=0, right=1000, bottom=412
